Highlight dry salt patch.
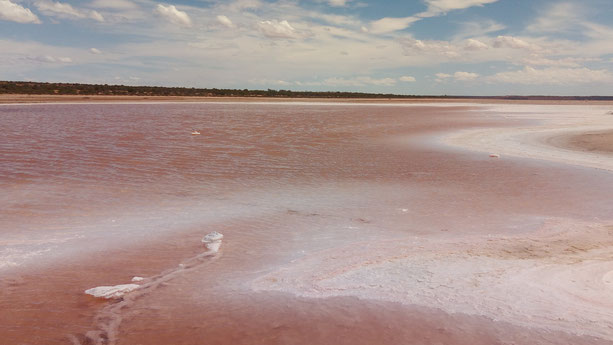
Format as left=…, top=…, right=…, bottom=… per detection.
left=251, top=219, right=613, bottom=341
left=202, top=231, right=224, bottom=252
left=85, top=284, right=140, bottom=299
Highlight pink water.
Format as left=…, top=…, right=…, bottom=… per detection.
left=1, top=102, right=612, bottom=344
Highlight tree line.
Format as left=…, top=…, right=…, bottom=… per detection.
left=0, top=81, right=419, bottom=98
left=1, top=81, right=612, bottom=100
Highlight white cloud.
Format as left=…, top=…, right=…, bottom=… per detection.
left=89, top=10, right=104, bottom=22
left=228, top=0, right=262, bottom=11
left=249, top=78, right=292, bottom=86
left=453, top=71, right=479, bottom=81
left=398, top=35, right=584, bottom=67
left=257, top=20, right=297, bottom=39
left=527, top=2, right=582, bottom=33
left=526, top=2, right=613, bottom=53
left=314, top=0, right=353, bottom=7
left=582, top=22, right=613, bottom=41
left=422, top=0, right=499, bottom=17
left=493, top=35, right=534, bottom=50
left=520, top=55, right=600, bottom=68
left=327, top=0, right=352, bottom=7
left=454, top=20, right=505, bottom=39
left=89, top=0, right=137, bottom=10
left=400, top=38, right=458, bottom=58
left=90, top=48, right=102, bottom=54
left=35, top=1, right=104, bottom=22
left=216, top=15, right=233, bottom=28
left=155, top=4, right=192, bottom=27
left=489, top=66, right=613, bottom=85
left=0, top=0, right=41, bottom=23
left=368, top=16, right=419, bottom=34
left=368, top=0, right=499, bottom=34
left=308, top=76, right=397, bottom=87
left=36, top=1, right=80, bottom=17
left=435, top=72, right=478, bottom=82
left=464, top=38, right=488, bottom=50
left=434, top=73, right=451, bottom=82
left=5, top=0, right=612, bottom=95
left=316, top=13, right=360, bottom=27
left=24, top=55, right=72, bottom=63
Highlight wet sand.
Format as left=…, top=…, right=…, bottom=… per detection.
left=118, top=293, right=608, bottom=345
left=2, top=101, right=613, bottom=344
left=555, top=130, right=613, bottom=154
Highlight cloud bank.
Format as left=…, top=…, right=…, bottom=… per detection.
left=0, top=0, right=41, bottom=23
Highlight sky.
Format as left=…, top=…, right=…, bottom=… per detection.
left=1, top=0, right=613, bottom=95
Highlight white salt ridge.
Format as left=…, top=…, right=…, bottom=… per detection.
left=202, top=231, right=224, bottom=252
left=85, top=284, right=140, bottom=299
left=131, top=276, right=144, bottom=282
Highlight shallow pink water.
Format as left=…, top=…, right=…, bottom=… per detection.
left=1, top=102, right=613, bottom=344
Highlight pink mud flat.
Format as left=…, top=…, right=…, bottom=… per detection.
left=1, top=101, right=613, bottom=345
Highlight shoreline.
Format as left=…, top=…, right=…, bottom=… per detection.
left=440, top=103, right=613, bottom=172
left=4, top=94, right=613, bottom=105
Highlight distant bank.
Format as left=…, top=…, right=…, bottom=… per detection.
left=1, top=80, right=612, bottom=102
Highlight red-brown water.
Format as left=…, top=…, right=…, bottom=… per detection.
left=1, top=102, right=613, bottom=344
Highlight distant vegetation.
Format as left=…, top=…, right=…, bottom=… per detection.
left=0, top=81, right=418, bottom=98
left=1, top=80, right=612, bottom=100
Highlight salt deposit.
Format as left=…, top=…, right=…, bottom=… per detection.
left=442, top=104, right=613, bottom=171
left=85, top=284, right=140, bottom=299
left=131, top=276, right=144, bottom=282
left=252, top=218, right=613, bottom=340
left=202, top=232, right=224, bottom=252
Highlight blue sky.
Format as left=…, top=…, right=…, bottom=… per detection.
left=1, top=0, right=613, bottom=95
